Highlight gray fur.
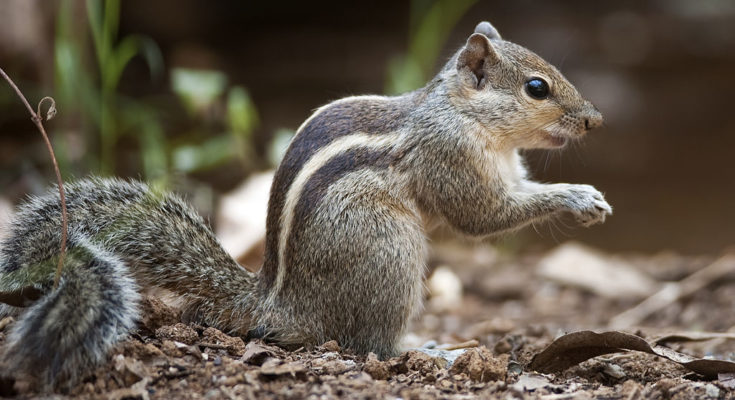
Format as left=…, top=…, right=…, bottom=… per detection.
left=0, top=20, right=611, bottom=391
left=0, top=178, right=257, bottom=389
left=2, top=237, right=139, bottom=390
left=256, top=19, right=610, bottom=356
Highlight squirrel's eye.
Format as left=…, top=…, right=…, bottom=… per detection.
left=525, top=78, right=549, bottom=100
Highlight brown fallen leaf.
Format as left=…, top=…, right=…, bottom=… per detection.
left=653, top=331, right=735, bottom=345
left=259, top=361, right=307, bottom=379
left=0, top=286, right=43, bottom=307
left=529, top=330, right=735, bottom=378
left=241, top=340, right=277, bottom=365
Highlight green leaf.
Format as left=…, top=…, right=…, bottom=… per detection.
left=171, top=68, right=228, bottom=115
left=172, top=134, right=238, bottom=173
left=137, top=35, right=164, bottom=81
left=108, top=35, right=140, bottom=89
left=385, top=0, right=477, bottom=94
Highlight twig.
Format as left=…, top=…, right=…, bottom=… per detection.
left=198, top=342, right=230, bottom=351
left=0, top=67, right=67, bottom=289
left=609, top=254, right=735, bottom=329
left=438, top=339, right=479, bottom=351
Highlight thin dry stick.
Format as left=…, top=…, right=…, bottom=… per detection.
left=0, top=67, right=67, bottom=289
left=608, top=253, right=735, bottom=329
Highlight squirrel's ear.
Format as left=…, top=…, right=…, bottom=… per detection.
left=456, top=33, right=499, bottom=89
left=474, top=21, right=501, bottom=40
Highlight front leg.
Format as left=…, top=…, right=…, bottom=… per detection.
left=519, top=181, right=612, bottom=228
left=409, top=137, right=612, bottom=237
left=423, top=178, right=612, bottom=237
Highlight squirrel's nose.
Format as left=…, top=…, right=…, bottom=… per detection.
left=583, top=104, right=604, bottom=131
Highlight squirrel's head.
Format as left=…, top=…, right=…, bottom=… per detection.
left=444, top=21, right=603, bottom=150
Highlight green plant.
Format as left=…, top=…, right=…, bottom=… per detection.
left=170, top=68, right=260, bottom=174
left=86, top=0, right=163, bottom=175
left=385, top=0, right=477, bottom=94
left=53, top=0, right=261, bottom=183
left=54, top=0, right=163, bottom=177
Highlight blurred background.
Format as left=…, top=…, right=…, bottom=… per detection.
left=4, top=6, right=735, bottom=395
left=1, top=0, right=735, bottom=255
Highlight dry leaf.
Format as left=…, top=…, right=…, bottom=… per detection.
left=241, top=341, right=276, bottom=365
left=654, top=332, right=735, bottom=345
left=529, top=330, right=735, bottom=378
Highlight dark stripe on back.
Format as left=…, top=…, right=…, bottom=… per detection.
left=261, top=96, right=412, bottom=289
left=286, top=147, right=393, bottom=275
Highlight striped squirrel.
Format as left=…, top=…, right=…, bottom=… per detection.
left=0, top=21, right=610, bottom=389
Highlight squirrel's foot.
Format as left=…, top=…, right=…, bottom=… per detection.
left=561, top=184, right=612, bottom=227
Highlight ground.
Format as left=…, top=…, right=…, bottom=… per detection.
left=1, top=241, right=734, bottom=399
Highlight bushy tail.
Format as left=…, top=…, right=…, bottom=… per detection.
left=1, top=234, right=140, bottom=389
left=0, top=177, right=258, bottom=389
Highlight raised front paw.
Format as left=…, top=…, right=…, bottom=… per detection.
left=562, top=184, right=612, bottom=227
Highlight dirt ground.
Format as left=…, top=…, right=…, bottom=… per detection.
left=1, top=240, right=734, bottom=399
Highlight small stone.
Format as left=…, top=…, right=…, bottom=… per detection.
left=321, top=340, right=340, bottom=353
left=161, top=340, right=182, bottom=357
left=438, top=378, right=454, bottom=390
left=139, top=296, right=181, bottom=332
left=449, top=346, right=507, bottom=382
left=155, top=323, right=199, bottom=345
left=143, top=343, right=165, bottom=358
left=493, top=337, right=513, bottom=354
left=705, top=383, right=720, bottom=398
left=122, top=340, right=165, bottom=360
left=318, top=351, right=336, bottom=360
left=202, top=327, right=247, bottom=356
left=223, top=376, right=240, bottom=386
left=654, top=378, right=677, bottom=397
left=602, top=363, right=626, bottom=379
left=401, top=350, right=442, bottom=375
left=363, top=353, right=390, bottom=380
left=321, top=359, right=356, bottom=375
left=512, top=373, right=553, bottom=392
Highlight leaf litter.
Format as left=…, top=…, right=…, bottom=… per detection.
left=1, top=243, right=734, bottom=398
